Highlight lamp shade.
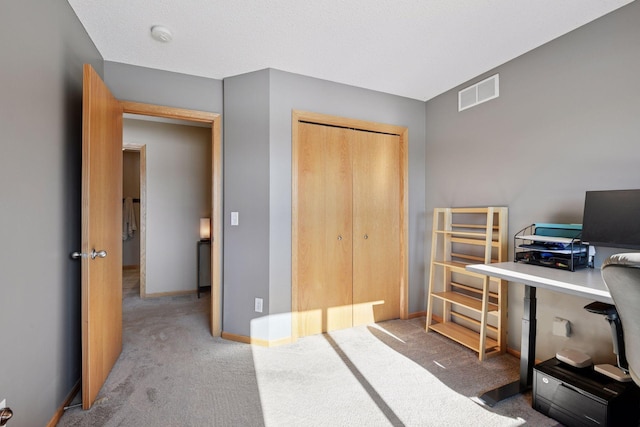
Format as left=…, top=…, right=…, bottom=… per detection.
left=200, top=218, right=211, bottom=240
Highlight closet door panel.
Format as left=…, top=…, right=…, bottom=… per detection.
left=296, top=123, right=353, bottom=336
left=352, top=131, right=401, bottom=325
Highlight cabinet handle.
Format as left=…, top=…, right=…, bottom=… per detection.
left=337, top=235, right=342, bottom=241
left=364, top=234, right=369, bottom=240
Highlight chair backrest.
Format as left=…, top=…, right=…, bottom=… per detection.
left=601, top=253, right=640, bottom=386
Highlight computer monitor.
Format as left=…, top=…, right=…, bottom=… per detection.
left=581, top=189, right=640, bottom=249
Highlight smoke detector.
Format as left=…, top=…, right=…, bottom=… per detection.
left=150, top=25, right=173, bottom=43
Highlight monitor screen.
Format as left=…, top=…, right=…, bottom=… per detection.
left=581, top=189, right=640, bottom=249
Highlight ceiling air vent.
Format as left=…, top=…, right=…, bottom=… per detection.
left=458, top=74, right=499, bottom=112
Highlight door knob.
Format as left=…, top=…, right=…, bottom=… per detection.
left=71, top=249, right=107, bottom=259
left=0, top=407, right=13, bottom=426
left=91, top=249, right=107, bottom=259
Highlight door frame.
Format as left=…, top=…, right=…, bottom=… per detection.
left=121, top=101, right=223, bottom=336
left=291, top=110, right=409, bottom=340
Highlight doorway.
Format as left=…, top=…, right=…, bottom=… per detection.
left=121, top=101, right=222, bottom=336
left=122, top=148, right=141, bottom=297
left=122, top=117, right=212, bottom=300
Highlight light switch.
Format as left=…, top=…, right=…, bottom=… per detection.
left=231, top=211, right=239, bottom=226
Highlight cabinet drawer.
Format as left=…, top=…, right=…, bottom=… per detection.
left=535, top=372, right=606, bottom=425
left=534, top=395, right=602, bottom=427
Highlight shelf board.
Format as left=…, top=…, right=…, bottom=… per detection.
left=447, top=207, right=501, bottom=214
left=432, top=260, right=502, bottom=281
left=451, top=236, right=499, bottom=247
left=451, top=281, right=498, bottom=299
left=451, top=252, right=497, bottom=263
left=436, top=230, right=488, bottom=239
left=429, top=322, right=499, bottom=353
left=432, top=291, right=498, bottom=313
left=450, top=311, right=499, bottom=333
left=452, top=223, right=499, bottom=230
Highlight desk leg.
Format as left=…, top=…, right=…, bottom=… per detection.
left=520, top=285, right=536, bottom=389
left=478, top=285, right=537, bottom=406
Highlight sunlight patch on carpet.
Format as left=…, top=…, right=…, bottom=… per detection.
left=368, top=323, right=407, bottom=344
left=251, top=325, right=526, bottom=426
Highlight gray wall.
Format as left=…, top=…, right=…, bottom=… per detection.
left=424, top=1, right=640, bottom=362
left=104, top=62, right=223, bottom=113
left=223, top=71, right=272, bottom=338
left=223, top=69, right=427, bottom=340
left=0, top=1, right=102, bottom=425
left=123, top=119, right=212, bottom=294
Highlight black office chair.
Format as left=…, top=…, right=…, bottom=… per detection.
left=598, top=253, right=640, bottom=385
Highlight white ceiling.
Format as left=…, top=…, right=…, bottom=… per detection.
left=67, top=0, right=633, bottom=102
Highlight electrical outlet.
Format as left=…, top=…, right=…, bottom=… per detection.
left=552, top=317, right=571, bottom=337
left=254, top=297, right=263, bottom=313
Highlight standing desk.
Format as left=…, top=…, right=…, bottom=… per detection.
left=466, top=262, right=612, bottom=406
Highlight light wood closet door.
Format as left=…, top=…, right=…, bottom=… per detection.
left=352, top=130, right=401, bottom=325
left=297, top=123, right=354, bottom=336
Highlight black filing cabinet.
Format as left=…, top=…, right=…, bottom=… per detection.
left=533, top=358, right=640, bottom=426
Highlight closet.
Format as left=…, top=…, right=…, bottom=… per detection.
left=293, top=112, right=407, bottom=338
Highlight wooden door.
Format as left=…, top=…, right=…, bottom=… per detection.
left=81, top=64, right=123, bottom=409
left=296, top=123, right=353, bottom=336
left=352, top=130, right=401, bottom=325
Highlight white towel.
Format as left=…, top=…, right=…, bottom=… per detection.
left=122, top=197, right=137, bottom=240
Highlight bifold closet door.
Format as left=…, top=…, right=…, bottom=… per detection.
left=352, top=130, right=401, bottom=325
left=296, top=123, right=354, bottom=336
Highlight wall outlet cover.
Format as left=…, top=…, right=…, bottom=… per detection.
left=552, top=317, right=571, bottom=337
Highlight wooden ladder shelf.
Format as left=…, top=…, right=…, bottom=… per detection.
left=426, top=207, right=508, bottom=360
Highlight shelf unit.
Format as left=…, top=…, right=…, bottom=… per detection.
left=514, top=223, right=591, bottom=271
left=426, top=207, right=508, bottom=360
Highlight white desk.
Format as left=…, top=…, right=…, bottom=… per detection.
left=466, top=262, right=611, bottom=406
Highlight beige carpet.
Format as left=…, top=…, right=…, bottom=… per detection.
left=58, top=281, right=559, bottom=426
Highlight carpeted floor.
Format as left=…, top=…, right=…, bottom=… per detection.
left=58, top=273, right=559, bottom=426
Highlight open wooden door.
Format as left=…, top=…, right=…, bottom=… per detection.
left=80, top=64, right=123, bottom=409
